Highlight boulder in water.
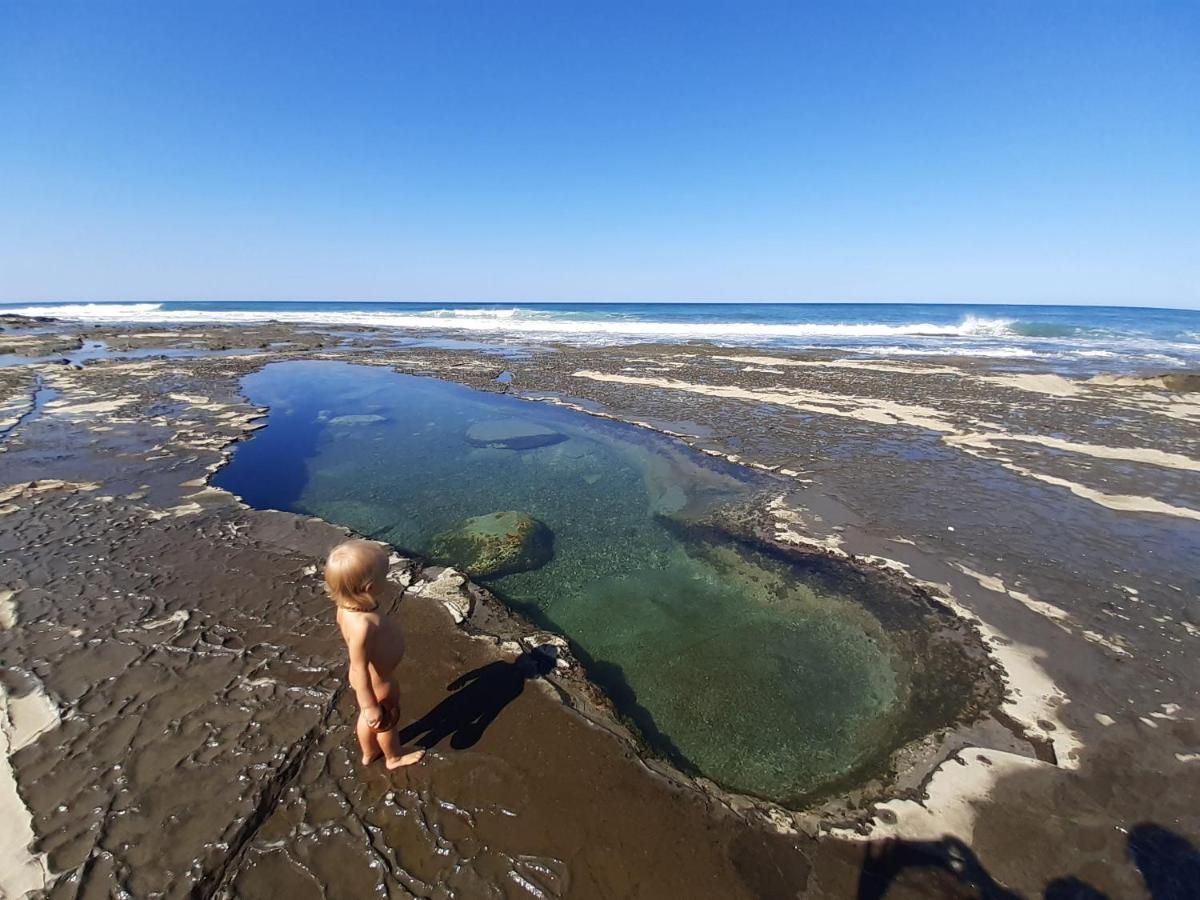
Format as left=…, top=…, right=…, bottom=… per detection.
left=431, top=511, right=554, bottom=577
left=465, top=417, right=565, bottom=450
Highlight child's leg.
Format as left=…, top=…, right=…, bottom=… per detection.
left=376, top=681, right=425, bottom=770
left=357, top=710, right=383, bottom=765
left=378, top=728, right=424, bottom=769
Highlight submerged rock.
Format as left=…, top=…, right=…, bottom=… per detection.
left=327, top=413, right=387, bottom=426
left=431, top=511, right=554, bottom=577
left=465, top=417, right=565, bottom=450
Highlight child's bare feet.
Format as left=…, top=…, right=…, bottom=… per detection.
left=385, top=748, right=425, bottom=770
left=362, top=748, right=383, bottom=765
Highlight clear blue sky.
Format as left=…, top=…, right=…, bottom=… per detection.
left=1, top=1, right=1197, bottom=306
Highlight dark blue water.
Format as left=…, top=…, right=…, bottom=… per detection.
left=6, top=300, right=1199, bottom=370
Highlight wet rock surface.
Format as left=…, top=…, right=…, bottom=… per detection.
left=0, top=321, right=1198, bottom=898
left=0, top=359, right=814, bottom=899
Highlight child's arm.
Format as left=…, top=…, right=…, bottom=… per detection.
left=346, top=627, right=385, bottom=728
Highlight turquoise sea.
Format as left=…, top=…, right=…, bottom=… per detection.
left=5, top=300, right=1199, bottom=372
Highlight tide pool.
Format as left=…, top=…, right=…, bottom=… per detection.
left=215, top=361, right=973, bottom=803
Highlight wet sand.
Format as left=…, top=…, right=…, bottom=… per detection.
left=2, top=318, right=1198, bottom=898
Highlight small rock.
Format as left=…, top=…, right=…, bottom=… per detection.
left=409, top=567, right=473, bottom=621
left=521, top=633, right=572, bottom=670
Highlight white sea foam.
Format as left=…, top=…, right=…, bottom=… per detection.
left=850, top=345, right=1046, bottom=359
left=422, top=306, right=535, bottom=319
left=6, top=304, right=1195, bottom=368
left=6, top=303, right=1026, bottom=341
left=9, top=303, right=165, bottom=319
left=955, top=314, right=1017, bottom=337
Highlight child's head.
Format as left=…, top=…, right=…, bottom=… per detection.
left=324, top=539, right=390, bottom=611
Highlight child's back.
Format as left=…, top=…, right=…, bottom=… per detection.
left=325, top=539, right=424, bottom=769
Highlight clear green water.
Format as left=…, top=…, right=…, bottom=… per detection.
left=215, top=361, right=911, bottom=803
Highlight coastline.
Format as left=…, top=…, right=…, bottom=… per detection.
left=1, top=317, right=1197, bottom=897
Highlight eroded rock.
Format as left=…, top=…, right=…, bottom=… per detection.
left=408, top=566, right=474, bottom=622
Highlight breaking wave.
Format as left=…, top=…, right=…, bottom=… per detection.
left=8, top=303, right=165, bottom=319
left=5, top=303, right=1032, bottom=340
left=4, top=302, right=1196, bottom=371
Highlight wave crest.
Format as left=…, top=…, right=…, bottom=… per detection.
left=4, top=304, right=1029, bottom=340
left=421, top=307, right=534, bottom=319
left=954, top=314, right=1016, bottom=337
left=6, top=302, right=163, bottom=318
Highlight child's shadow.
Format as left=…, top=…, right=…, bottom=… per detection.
left=398, top=647, right=558, bottom=751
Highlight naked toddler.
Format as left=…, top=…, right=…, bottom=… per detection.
left=324, top=539, right=425, bottom=769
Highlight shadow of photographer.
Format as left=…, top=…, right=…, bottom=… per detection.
left=856, top=823, right=1200, bottom=899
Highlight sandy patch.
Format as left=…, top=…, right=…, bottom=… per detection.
left=1081, top=630, right=1133, bottom=656
left=954, top=564, right=1131, bottom=658
left=766, top=495, right=844, bottom=552
left=45, top=397, right=137, bottom=417
left=0, top=590, right=14, bottom=630
left=0, top=394, right=35, bottom=435
left=988, top=460, right=1200, bottom=522
left=0, top=480, right=101, bottom=506
left=865, top=555, right=1080, bottom=768
left=572, top=370, right=960, bottom=434
left=168, top=392, right=215, bottom=406
left=1095, top=389, right=1200, bottom=424
left=978, top=373, right=1083, bottom=398
left=574, top=370, right=1200, bottom=522
left=832, top=748, right=1052, bottom=843
left=712, top=355, right=961, bottom=376
left=6, top=686, right=60, bottom=751
left=952, top=564, right=1074, bottom=631
left=948, top=432, right=1200, bottom=473
left=0, top=683, right=56, bottom=896
left=1087, top=373, right=1200, bottom=392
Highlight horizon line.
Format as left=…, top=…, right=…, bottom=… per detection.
left=3, top=298, right=1199, bottom=312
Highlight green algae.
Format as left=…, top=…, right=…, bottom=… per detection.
left=430, top=510, right=554, bottom=577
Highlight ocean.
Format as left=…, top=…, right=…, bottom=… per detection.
left=5, top=301, right=1199, bottom=372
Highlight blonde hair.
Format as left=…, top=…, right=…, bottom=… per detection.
left=324, top=539, right=390, bottom=611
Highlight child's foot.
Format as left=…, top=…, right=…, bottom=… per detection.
left=385, top=749, right=425, bottom=770
left=362, top=748, right=383, bottom=765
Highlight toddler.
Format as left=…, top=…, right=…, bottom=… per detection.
left=324, top=539, right=425, bottom=769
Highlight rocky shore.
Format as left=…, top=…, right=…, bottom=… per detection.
left=2, top=317, right=1198, bottom=898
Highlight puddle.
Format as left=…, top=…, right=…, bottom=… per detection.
left=0, top=376, right=60, bottom=441
left=215, top=361, right=980, bottom=804
left=0, top=340, right=264, bottom=368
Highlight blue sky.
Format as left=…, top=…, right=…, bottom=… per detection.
left=1, top=1, right=1197, bottom=306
